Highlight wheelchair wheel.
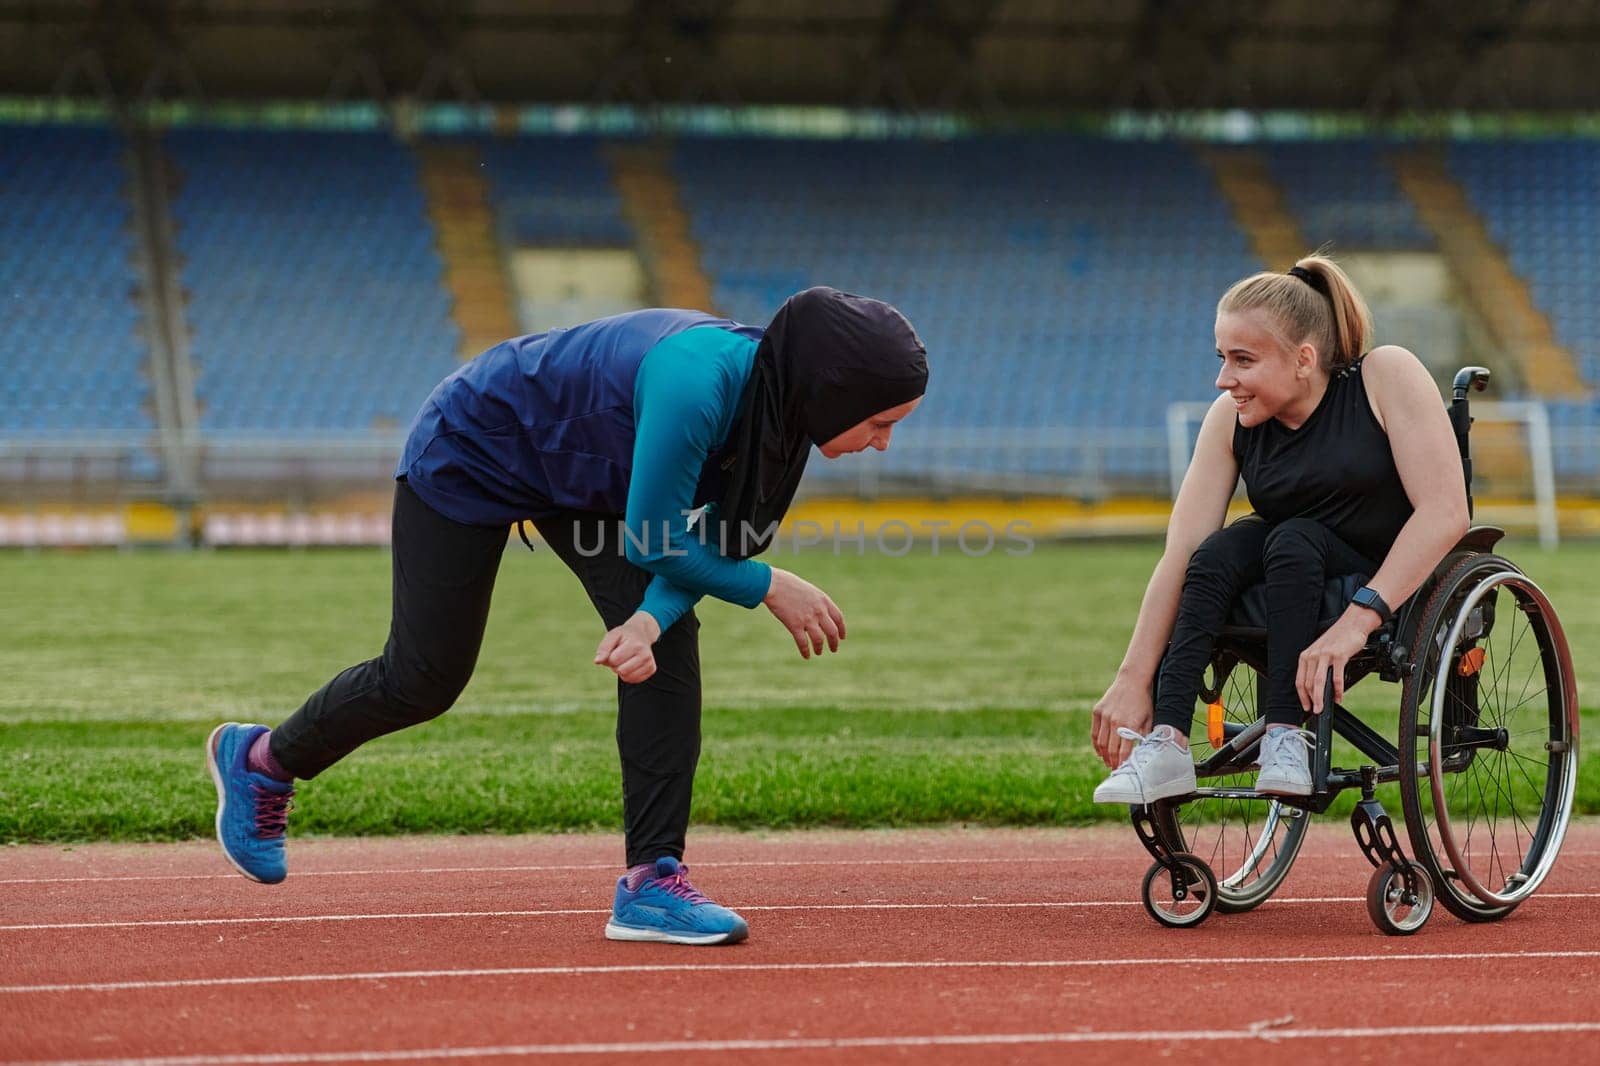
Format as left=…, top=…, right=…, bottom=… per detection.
left=1399, top=552, right=1579, bottom=922
left=1141, top=852, right=1218, bottom=928
left=1366, top=860, right=1433, bottom=936
left=1158, top=655, right=1309, bottom=913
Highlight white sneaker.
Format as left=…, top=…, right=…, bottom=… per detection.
left=1255, top=727, right=1315, bottom=796
left=1093, top=726, right=1197, bottom=804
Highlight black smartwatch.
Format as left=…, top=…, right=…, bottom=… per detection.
left=1352, top=585, right=1393, bottom=624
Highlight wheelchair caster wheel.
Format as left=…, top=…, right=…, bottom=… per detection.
left=1367, top=860, right=1434, bottom=936
left=1141, top=852, right=1218, bottom=928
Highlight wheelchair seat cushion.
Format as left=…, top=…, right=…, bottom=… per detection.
left=1228, top=572, right=1369, bottom=631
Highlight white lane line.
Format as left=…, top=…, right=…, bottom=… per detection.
left=1, top=909, right=603, bottom=931
left=7, top=949, right=1600, bottom=995
left=8, top=1021, right=1600, bottom=1064
left=0, top=856, right=1102, bottom=886
left=24, top=846, right=1576, bottom=886
left=3, top=902, right=1119, bottom=931
left=6, top=891, right=1598, bottom=932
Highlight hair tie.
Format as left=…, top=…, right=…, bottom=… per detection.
left=1286, top=266, right=1317, bottom=285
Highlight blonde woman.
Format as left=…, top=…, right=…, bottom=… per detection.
left=1092, top=256, right=1468, bottom=802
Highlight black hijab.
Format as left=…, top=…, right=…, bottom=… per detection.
left=714, top=287, right=929, bottom=559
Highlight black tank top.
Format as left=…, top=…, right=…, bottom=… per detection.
left=1232, top=357, right=1412, bottom=563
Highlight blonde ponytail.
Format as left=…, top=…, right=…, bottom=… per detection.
left=1218, top=254, right=1373, bottom=371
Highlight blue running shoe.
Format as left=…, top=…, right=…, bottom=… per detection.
left=205, top=722, right=293, bottom=884
left=605, top=857, right=749, bottom=945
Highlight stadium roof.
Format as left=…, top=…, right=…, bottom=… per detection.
left=3, top=0, right=1599, bottom=114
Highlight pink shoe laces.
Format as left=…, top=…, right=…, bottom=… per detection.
left=251, top=784, right=293, bottom=838
left=652, top=864, right=710, bottom=904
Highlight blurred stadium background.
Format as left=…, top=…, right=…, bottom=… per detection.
left=2, top=0, right=1599, bottom=547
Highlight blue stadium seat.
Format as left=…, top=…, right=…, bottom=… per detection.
left=165, top=127, right=460, bottom=433
left=671, top=134, right=1259, bottom=482
left=1449, top=140, right=1600, bottom=477
left=466, top=134, right=633, bottom=247
left=1259, top=140, right=1434, bottom=251
left=0, top=124, right=154, bottom=440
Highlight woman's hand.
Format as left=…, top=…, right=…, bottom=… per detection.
left=1092, top=677, right=1155, bottom=768
left=1297, top=610, right=1377, bottom=714
left=594, top=611, right=662, bottom=684
left=763, top=567, right=846, bottom=659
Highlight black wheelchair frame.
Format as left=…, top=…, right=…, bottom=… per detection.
left=1127, top=367, right=1580, bottom=935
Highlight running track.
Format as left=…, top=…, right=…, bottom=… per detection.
left=2, top=824, right=1598, bottom=1065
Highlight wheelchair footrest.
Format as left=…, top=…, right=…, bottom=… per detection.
left=1130, top=801, right=1207, bottom=875
left=1350, top=792, right=1411, bottom=873
left=1349, top=765, right=1404, bottom=868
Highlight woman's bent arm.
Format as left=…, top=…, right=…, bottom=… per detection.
left=1092, top=393, right=1240, bottom=765
left=1358, top=346, right=1472, bottom=610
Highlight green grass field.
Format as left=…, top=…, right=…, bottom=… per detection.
left=2, top=539, right=1595, bottom=843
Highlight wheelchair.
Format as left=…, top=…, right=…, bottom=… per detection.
left=1130, top=367, right=1580, bottom=935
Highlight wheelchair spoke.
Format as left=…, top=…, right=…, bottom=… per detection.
left=1481, top=753, right=1528, bottom=880
left=1489, top=607, right=1552, bottom=870
left=1507, top=724, right=1551, bottom=739
left=1463, top=758, right=1491, bottom=866
left=1505, top=746, right=1554, bottom=772
left=1486, top=601, right=1520, bottom=710
left=1499, top=684, right=1549, bottom=718
left=1501, top=759, right=1530, bottom=880
left=1457, top=723, right=1537, bottom=892
left=1499, top=756, right=1535, bottom=870
left=1494, top=749, right=1539, bottom=816
left=1510, top=616, right=1540, bottom=717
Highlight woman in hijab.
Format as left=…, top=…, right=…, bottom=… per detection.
left=204, top=287, right=929, bottom=946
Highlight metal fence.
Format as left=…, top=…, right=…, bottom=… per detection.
left=0, top=421, right=1589, bottom=550
left=0, top=428, right=1177, bottom=505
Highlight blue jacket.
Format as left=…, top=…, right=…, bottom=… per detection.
left=397, top=309, right=772, bottom=630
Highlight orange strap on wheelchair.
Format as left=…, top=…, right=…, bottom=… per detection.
left=1207, top=699, right=1226, bottom=748
left=1458, top=647, right=1486, bottom=677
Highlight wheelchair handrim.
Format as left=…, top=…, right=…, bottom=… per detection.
left=1428, top=570, right=1578, bottom=908
left=1217, top=800, right=1292, bottom=890
left=1160, top=791, right=1307, bottom=910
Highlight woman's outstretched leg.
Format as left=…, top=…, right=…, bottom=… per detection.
left=206, top=479, right=509, bottom=883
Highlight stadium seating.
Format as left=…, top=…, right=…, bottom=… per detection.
left=9, top=122, right=1594, bottom=495
left=0, top=124, right=152, bottom=436
left=1449, top=140, right=1600, bottom=476
left=1261, top=140, right=1434, bottom=251
left=475, top=134, right=633, bottom=246
left=671, top=135, right=1260, bottom=482
left=165, top=127, right=460, bottom=432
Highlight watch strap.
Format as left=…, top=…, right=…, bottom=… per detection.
left=1354, top=585, right=1393, bottom=623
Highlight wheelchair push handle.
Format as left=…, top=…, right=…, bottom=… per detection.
left=1448, top=365, right=1490, bottom=520
left=1452, top=366, right=1490, bottom=403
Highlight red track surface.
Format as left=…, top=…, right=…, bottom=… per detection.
left=2, top=823, right=1598, bottom=1064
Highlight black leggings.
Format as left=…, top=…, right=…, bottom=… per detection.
left=269, top=479, right=703, bottom=867
left=1152, top=516, right=1379, bottom=733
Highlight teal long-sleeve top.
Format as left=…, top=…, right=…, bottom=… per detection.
left=627, top=327, right=774, bottom=632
